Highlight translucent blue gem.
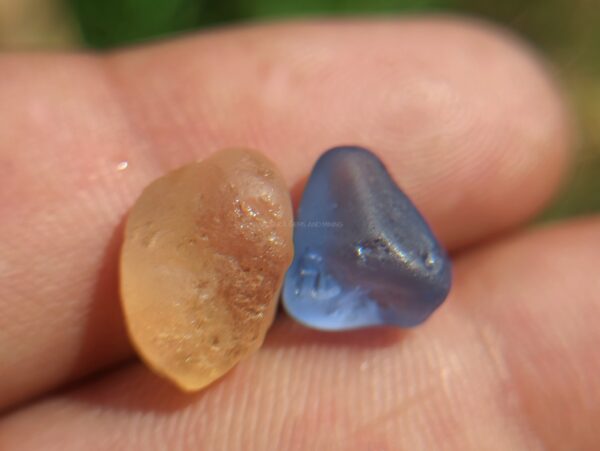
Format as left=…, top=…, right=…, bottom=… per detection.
left=282, top=146, right=452, bottom=330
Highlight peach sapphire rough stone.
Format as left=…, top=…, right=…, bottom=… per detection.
left=120, top=149, right=294, bottom=391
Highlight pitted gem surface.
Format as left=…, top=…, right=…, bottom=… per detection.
left=282, top=146, right=451, bottom=330
left=120, top=149, right=293, bottom=391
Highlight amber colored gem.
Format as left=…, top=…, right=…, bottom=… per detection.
left=120, top=149, right=293, bottom=391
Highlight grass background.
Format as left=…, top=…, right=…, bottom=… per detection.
left=2, top=0, right=598, bottom=218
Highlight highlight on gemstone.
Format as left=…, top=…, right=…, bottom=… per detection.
left=120, top=149, right=294, bottom=391
left=282, top=146, right=452, bottom=331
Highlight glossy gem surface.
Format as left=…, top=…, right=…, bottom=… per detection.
left=120, top=149, right=293, bottom=391
left=282, top=146, right=451, bottom=330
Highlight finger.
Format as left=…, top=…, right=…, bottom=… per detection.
left=0, top=17, right=570, bottom=410
left=107, top=18, right=571, bottom=248
left=2, top=217, right=598, bottom=450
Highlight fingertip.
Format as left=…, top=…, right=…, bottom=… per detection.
left=384, top=16, right=574, bottom=247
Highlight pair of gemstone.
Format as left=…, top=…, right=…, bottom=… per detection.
left=120, top=146, right=451, bottom=391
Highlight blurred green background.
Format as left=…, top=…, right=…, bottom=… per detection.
left=1, top=0, right=598, bottom=219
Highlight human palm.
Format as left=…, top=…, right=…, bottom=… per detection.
left=1, top=18, right=598, bottom=451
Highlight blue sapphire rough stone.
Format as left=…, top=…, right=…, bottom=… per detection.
left=282, top=146, right=452, bottom=330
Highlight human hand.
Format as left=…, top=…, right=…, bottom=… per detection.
left=0, top=18, right=597, bottom=450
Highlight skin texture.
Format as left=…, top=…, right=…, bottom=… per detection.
left=0, top=16, right=598, bottom=451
